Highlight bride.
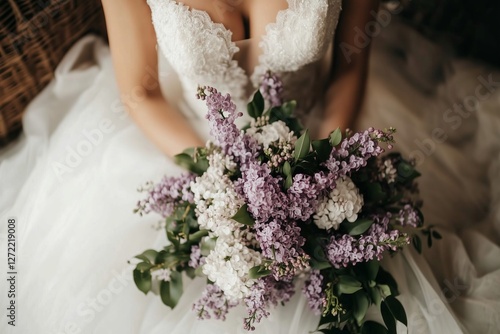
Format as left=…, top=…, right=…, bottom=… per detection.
left=1, top=0, right=499, bottom=333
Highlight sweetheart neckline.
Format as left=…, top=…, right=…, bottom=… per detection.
left=166, top=0, right=293, bottom=82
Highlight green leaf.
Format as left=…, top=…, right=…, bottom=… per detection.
left=412, top=235, right=422, bottom=254
left=160, top=271, right=183, bottom=308
left=354, top=291, right=370, bottom=325
left=283, top=161, right=292, bottom=177
left=337, top=275, right=363, bottom=294
left=249, top=265, right=272, bottom=279
left=231, top=204, right=255, bottom=226
left=194, top=265, right=205, bottom=277
left=343, top=218, right=374, bottom=236
left=378, top=284, right=392, bottom=298
left=397, top=161, right=420, bottom=180
left=361, top=321, right=389, bottom=334
left=310, top=259, right=332, bottom=270
left=427, top=232, right=433, bottom=248
left=312, top=139, right=332, bottom=163
left=281, top=100, right=297, bottom=116
left=376, top=268, right=399, bottom=296
left=364, top=182, right=386, bottom=203
left=369, top=286, right=382, bottom=306
left=365, top=260, right=380, bottom=281
left=200, top=238, right=216, bottom=256
left=135, top=249, right=159, bottom=264
left=136, top=262, right=154, bottom=272
left=185, top=267, right=196, bottom=279
left=432, top=230, right=442, bottom=240
left=247, top=102, right=258, bottom=119
left=284, top=174, right=293, bottom=190
left=385, top=296, right=408, bottom=326
left=253, top=90, right=264, bottom=113
left=174, top=153, right=208, bottom=175
left=182, top=221, right=190, bottom=237
left=329, top=128, right=342, bottom=147
left=294, top=129, right=311, bottom=161
left=155, top=250, right=170, bottom=264
left=189, top=229, right=209, bottom=243
left=247, top=90, right=265, bottom=119
left=133, top=268, right=152, bottom=295
left=381, top=301, right=397, bottom=334
left=166, top=231, right=180, bottom=248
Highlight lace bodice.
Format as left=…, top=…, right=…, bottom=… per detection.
left=147, top=0, right=342, bottom=117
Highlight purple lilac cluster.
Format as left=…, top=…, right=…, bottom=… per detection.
left=286, top=174, right=323, bottom=221
left=259, top=71, right=284, bottom=108
left=326, top=214, right=410, bottom=269
left=325, top=128, right=392, bottom=176
left=136, top=173, right=196, bottom=218
left=193, top=284, right=239, bottom=321
left=255, top=220, right=305, bottom=263
left=303, top=270, right=326, bottom=316
left=197, top=86, right=258, bottom=166
left=270, top=254, right=310, bottom=282
left=188, top=245, right=205, bottom=268
left=237, top=161, right=288, bottom=222
left=243, top=277, right=295, bottom=331
left=396, top=204, right=421, bottom=228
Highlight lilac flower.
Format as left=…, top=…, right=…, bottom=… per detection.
left=396, top=204, right=421, bottom=228
left=269, top=254, right=310, bottom=281
left=313, top=171, right=337, bottom=194
left=136, top=173, right=196, bottom=218
left=287, top=174, right=322, bottom=221
left=202, top=87, right=242, bottom=152
left=243, top=277, right=295, bottom=331
left=303, top=270, right=326, bottom=315
left=255, top=220, right=305, bottom=263
left=243, top=279, right=270, bottom=331
left=324, top=129, right=390, bottom=176
left=326, top=214, right=410, bottom=269
left=237, top=161, right=288, bottom=222
left=198, top=86, right=258, bottom=166
left=193, top=284, right=238, bottom=321
left=188, top=245, right=205, bottom=269
left=259, top=71, right=284, bottom=107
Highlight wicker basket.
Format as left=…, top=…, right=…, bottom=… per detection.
left=0, top=0, right=107, bottom=147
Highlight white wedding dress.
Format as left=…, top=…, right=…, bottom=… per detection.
left=1, top=1, right=500, bottom=333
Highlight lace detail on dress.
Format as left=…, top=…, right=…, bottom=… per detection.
left=147, top=0, right=342, bottom=116
left=147, top=0, right=248, bottom=101
left=258, top=0, right=341, bottom=73
left=251, top=0, right=342, bottom=117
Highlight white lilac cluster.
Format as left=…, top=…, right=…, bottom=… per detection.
left=203, top=239, right=262, bottom=300
left=152, top=268, right=172, bottom=282
left=378, top=158, right=397, bottom=183
left=190, top=151, right=243, bottom=238
left=246, top=120, right=296, bottom=149
left=192, top=151, right=262, bottom=300
left=313, top=176, right=364, bottom=230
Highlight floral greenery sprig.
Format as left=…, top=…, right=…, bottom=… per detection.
left=131, top=72, right=440, bottom=333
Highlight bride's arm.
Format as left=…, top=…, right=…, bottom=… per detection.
left=318, top=0, right=380, bottom=138
left=101, top=0, right=204, bottom=157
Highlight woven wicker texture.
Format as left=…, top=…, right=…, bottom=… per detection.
left=0, top=0, right=107, bottom=146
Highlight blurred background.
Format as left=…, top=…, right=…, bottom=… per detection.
left=1, top=0, right=499, bottom=147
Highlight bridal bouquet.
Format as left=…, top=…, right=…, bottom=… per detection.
left=133, top=73, right=439, bottom=333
